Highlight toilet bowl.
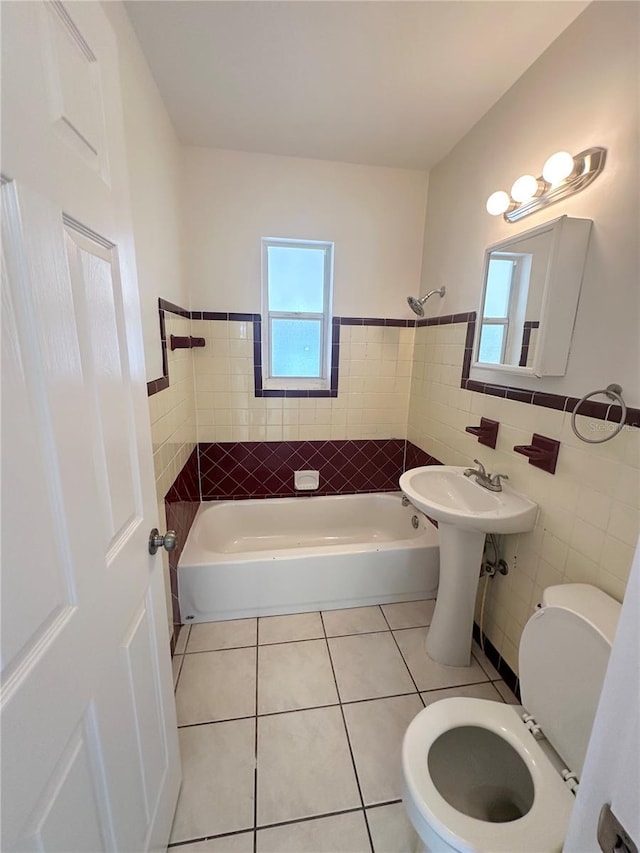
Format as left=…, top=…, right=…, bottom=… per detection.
left=402, top=583, right=621, bottom=853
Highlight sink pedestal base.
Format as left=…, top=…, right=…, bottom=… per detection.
left=426, top=523, right=485, bottom=667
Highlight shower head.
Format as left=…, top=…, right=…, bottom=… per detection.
left=406, top=287, right=446, bottom=317
left=407, top=295, right=426, bottom=317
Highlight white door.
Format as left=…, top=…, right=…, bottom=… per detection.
left=1, top=2, right=180, bottom=851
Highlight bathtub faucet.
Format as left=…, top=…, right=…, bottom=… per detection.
left=463, top=459, right=508, bottom=492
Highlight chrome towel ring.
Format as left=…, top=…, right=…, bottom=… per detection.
left=571, top=384, right=627, bottom=444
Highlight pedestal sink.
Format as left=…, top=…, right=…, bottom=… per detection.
left=399, top=466, right=538, bottom=667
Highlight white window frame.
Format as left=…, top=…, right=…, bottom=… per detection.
left=261, top=237, right=334, bottom=390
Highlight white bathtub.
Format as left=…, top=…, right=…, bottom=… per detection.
left=178, top=492, right=440, bottom=623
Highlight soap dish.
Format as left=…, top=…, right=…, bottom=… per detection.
left=294, top=470, right=320, bottom=491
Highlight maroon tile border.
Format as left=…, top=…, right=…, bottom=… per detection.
left=149, top=300, right=638, bottom=423
left=416, top=311, right=477, bottom=327
left=251, top=315, right=409, bottom=398
left=147, top=298, right=189, bottom=397
left=251, top=317, right=339, bottom=399
left=149, top=303, right=418, bottom=398
left=246, top=314, right=413, bottom=399
left=461, top=377, right=640, bottom=426
left=147, top=375, right=169, bottom=396
left=158, top=297, right=190, bottom=318
left=164, top=447, right=200, bottom=650
left=339, top=317, right=415, bottom=327
left=422, top=311, right=640, bottom=427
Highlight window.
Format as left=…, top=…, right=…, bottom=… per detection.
left=478, top=254, right=517, bottom=364
left=262, top=238, right=333, bottom=389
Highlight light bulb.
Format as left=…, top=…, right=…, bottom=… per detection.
left=511, top=175, right=540, bottom=203
left=486, top=190, right=511, bottom=216
left=542, top=151, right=576, bottom=184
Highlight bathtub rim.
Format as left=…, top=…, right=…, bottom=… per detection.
left=178, top=490, right=438, bottom=568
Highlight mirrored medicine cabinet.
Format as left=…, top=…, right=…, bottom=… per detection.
left=473, top=215, right=592, bottom=378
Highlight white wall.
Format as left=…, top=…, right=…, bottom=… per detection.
left=419, top=1, right=639, bottom=404
left=565, top=536, right=640, bottom=852
left=103, top=1, right=188, bottom=382
left=104, top=2, right=195, bottom=640
left=182, top=147, right=429, bottom=318
left=408, top=2, right=640, bottom=672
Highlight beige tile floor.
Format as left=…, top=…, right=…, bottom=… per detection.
left=169, top=600, right=518, bottom=852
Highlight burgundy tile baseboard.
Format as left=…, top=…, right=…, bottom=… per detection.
left=164, top=447, right=199, bottom=651
left=198, top=439, right=408, bottom=500
left=472, top=622, right=520, bottom=700
left=166, top=446, right=200, bottom=503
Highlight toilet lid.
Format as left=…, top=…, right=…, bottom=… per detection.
left=519, top=594, right=617, bottom=777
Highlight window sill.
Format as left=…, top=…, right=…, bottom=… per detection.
left=256, top=376, right=337, bottom=399
left=262, top=378, right=330, bottom=392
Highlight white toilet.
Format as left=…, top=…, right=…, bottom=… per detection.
left=402, top=583, right=621, bottom=853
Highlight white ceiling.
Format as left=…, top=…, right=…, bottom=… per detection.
left=125, top=1, right=588, bottom=171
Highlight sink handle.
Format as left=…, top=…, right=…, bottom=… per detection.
left=473, top=459, right=487, bottom=477
left=489, top=473, right=509, bottom=489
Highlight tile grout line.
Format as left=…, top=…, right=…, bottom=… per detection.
left=172, top=606, right=515, bottom=847
left=167, top=798, right=410, bottom=849
left=380, top=611, right=428, bottom=703
left=167, top=800, right=408, bottom=849
left=183, top=624, right=411, bottom=654
left=320, top=610, right=375, bottom=853
left=173, top=625, right=190, bottom=691
left=168, top=826, right=254, bottom=849
left=174, top=671, right=510, bottom=730
left=173, top=654, right=185, bottom=691
left=257, top=803, right=386, bottom=834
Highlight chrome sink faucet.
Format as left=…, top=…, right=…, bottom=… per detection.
left=463, top=459, right=509, bottom=492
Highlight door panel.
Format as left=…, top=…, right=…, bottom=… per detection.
left=1, top=242, right=73, bottom=675
left=1, top=3, right=180, bottom=851
left=63, top=222, right=142, bottom=549
left=18, top=711, right=111, bottom=853
left=42, top=1, right=108, bottom=173
left=122, top=599, right=169, bottom=823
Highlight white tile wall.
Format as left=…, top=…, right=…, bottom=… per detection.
left=192, top=320, right=413, bottom=443
left=407, top=322, right=639, bottom=673
left=147, top=313, right=638, bottom=670
left=149, top=314, right=197, bottom=501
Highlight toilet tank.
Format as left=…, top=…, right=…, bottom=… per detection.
left=519, top=583, right=621, bottom=779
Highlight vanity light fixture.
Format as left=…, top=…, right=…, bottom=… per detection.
left=485, top=190, right=515, bottom=216
left=542, top=151, right=577, bottom=184
left=486, top=147, right=606, bottom=222
left=510, top=174, right=546, bottom=203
